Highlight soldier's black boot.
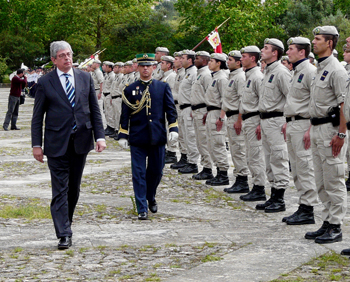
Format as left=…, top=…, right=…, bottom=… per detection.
left=315, top=224, right=342, bottom=244
left=346, top=171, right=350, bottom=191
left=305, top=221, right=329, bottom=239
left=225, top=175, right=249, bottom=193
left=284, top=204, right=315, bottom=225
left=109, top=131, right=118, bottom=138
left=256, top=187, right=276, bottom=210
left=206, top=170, right=229, bottom=186
left=240, top=185, right=266, bottom=201
left=341, top=248, right=350, bottom=256
left=178, top=163, right=198, bottom=174
left=265, top=188, right=286, bottom=213
left=192, top=167, right=214, bottom=180
left=170, top=154, right=188, bottom=169
left=165, top=151, right=177, bottom=164
left=104, top=125, right=115, bottom=136
left=205, top=168, right=220, bottom=185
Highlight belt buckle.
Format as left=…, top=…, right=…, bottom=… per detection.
left=291, top=116, right=296, bottom=121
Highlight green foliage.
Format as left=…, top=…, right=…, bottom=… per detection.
left=0, top=56, right=8, bottom=83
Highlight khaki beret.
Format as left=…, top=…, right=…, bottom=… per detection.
left=114, top=62, right=124, bottom=67
left=210, top=53, right=227, bottom=62
left=228, top=50, right=242, bottom=58
left=313, top=26, right=339, bottom=37
left=287, top=37, right=311, bottom=46
left=182, top=49, right=196, bottom=56
left=240, top=46, right=260, bottom=54
left=195, top=51, right=211, bottom=57
left=281, top=56, right=289, bottom=61
left=132, top=58, right=137, bottom=63
left=173, top=51, right=183, bottom=57
left=104, top=61, right=114, bottom=67
left=309, top=52, right=315, bottom=59
left=124, top=60, right=133, bottom=66
left=155, top=47, right=169, bottom=53
left=93, top=59, right=101, bottom=64
left=72, top=63, right=79, bottom=66
left=161, top=56, right=175, bottom=63
left=264, top=38, right=284, bottom=51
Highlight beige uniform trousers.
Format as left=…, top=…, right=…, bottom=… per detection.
left=347, top=133, right=350, bottom=172
left=227, top=114, right=249, bottom=176
left=242, top=115, right=266, bottom=186
left=311, top=123, right=347, bottom=225
left=176, top=105, right=187, bottom=155
left=180, top=106, right=199, bottom=164
left=206, top=110, right=229, bottom=171
left=286, top=119, right=318, bottom=206
left=104, top=94, right=114, bottom=128
left=111, top=97, right=122, bottom=130
left=193, top=108, right=212, bottom=169
left=261, top=116, right=289, bottom=190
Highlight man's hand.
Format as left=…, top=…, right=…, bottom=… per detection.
left=281, top=123, right=287, bottom=141
left=216, top=119, right=223, bottom=132
left=95, top=140, right=107, bottom=152
left=234, top=119, right=242, bottom=135
left=118, top=138, right=129, bottom=149
left=256, top=124, right=261, bottom=140
left=168, top=132, right=179, bottom=146
left=33, top=147, right=44, bottom=163
left=330, top=135, right=345, bottom=157
left=98, top=93, right=102, bottom=100
left=303, top=129, right=311, bottom=150
left=202, top=113, right=207, bottom=125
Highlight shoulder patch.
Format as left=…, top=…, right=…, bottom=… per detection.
left=212, top=80, right=217, bottom=87
left=297, top=74, right=304, bottom=83
left=229, top=80, right=234, bottom=87
left=320, top=71, right=328, bottom=81
left=268, top=74, right=274, bottom=83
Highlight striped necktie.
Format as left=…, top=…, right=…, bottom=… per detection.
left=63, top=73, right=77, bottom=131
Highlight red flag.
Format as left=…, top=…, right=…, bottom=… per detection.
left=206, top=28, right=222, bottom=53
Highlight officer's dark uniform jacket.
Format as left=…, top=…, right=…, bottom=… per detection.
left=118, top=79, right=178, bottom=146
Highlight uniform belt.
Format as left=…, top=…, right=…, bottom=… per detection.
left=180, top=104, right=191, bottom=110
left=95, top=88, right=100, bottom=91
left=174, top=100, right=179, bottom=105
left=347, top=122, right=350, bottom=130
left=260, top=112, right=283, bottom=119
left=191, top=103, right=206, bottom=110
left=103, top=92, right=110, bottom=97
left=226, top=110, right=239, bottom=118
left=242, top=111, right=260, bottom=121
left=112, top=95, right=122, bottom=99
left=286, top=115, right=309, bottom=123
left=310, top=117, right=332, bottom=126
left=207, top=106, right=221, bottom=112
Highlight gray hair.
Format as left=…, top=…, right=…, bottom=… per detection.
left=50, top=41, right=73, bottom=58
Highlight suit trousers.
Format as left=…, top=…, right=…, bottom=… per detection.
left=47, top=134, right=87, bottom=238
left=3, top=95, right=20, bottom=128
left=130, top=145, right=165, bottom=213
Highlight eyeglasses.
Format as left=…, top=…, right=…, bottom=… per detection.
left=57, top=52, right=72, bottom=59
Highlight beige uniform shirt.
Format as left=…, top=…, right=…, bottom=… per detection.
left=222, top=68, right=245, bottom=112
left=161, top=70, right=176, bottom=91
left=134, top=71, right=140, bottom=81
left=153, top=63, right=164, bottom=80
left=310, top=55, right=347, bottom=119
left=284, top=59, right=316, bottom=118
left=259, top=61, right=291, bottom=113
left=205, top=69, right=228, bottom=108
left=240, top=66, right=263, bottom=114
left=111, top=73, right=124, bottom=97
left=190, top=66, right=211, bottom=105
left=173, top=68, right=185, bottom=102
left=178, top=65, right=197, bottom=105
left=116, top=73, right=130, bottom=97
left=103, top=71, right=115, bottom=93
left=92, top=68, right=104, bottom=90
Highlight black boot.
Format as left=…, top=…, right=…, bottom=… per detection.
left=165, top=151, right=177, bottom=164
left=284, top=204, right=315, bottom=225
left=315, top=224, right=342, bottom=244
left=225, top=175, right=249, bottom=193
left=305, top=221, right=329, bottom=239
left=256, top=187, right=276, bottom=210
left=264, top=189, right=286, bottom=213
left=240, top=185, right=266, bottom=201
left=206, top=170, right=229, bottom=186
left=104, top=125, right=115, bottom=136
left=109, top=131, right=118, bottom=138
left=192, top=167, right=214, bottom=180
left=346, top=171, right=350, bottom=191
left=170, top=154, right=188, bottom=169
left=205, top=168, right=220, bottom=185
left=341, top=248, right=350, bottom=256
left=178, top=163, right=198, bottom=174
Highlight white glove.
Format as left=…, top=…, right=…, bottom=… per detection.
left=118, top=138, right=129, bottom=149
left=168, top=132, right=178, bottom=145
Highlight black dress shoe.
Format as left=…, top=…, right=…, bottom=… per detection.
left=239, top=185, right=266, bottom=201
left=3, top=126, right=9, bottom=131
left=341, top=248, right=350, bottom=256
left=305, top=221, right=329, bottom=239
left=192, top=168, right=214, bottom=180
left=148, top=200, right=157, bottom=213
left=138, top=212, right=148, bottom=220
left=285, top=205, right=315, bottom=225
left=170, top=154, right=188, bottom=169
left=58, top=236, right=72, bottom=250
left=109, top=132, right=117, bottom=138
left=315, top=224, right=342, bottom=244
left=10, top=126, right=20, bottom=130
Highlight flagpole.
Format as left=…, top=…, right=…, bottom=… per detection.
left=192, top=17, right=231, bottom=51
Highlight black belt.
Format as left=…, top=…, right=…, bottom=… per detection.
left=347, top=122, right=350, bottom=130
left=174, top=100, right=178, bottom=105
left=191, top=103, right=206, bottom=111
left=112, top=95, right=122, bottom=99
left=226, top=110, right=239, bottom=118
left=242, top=111, right=260, bottom=121
left=95, top=88, right=100, bottom=91
left=207, top=106, right=221, bottom=112
left=103, top=92, right=110, bottom=97
left=310, top=117, right=332, bottom=126
left=260, top=112, right=284, bottom=119
left=286, top=115, right=309, bottom=123
left=180, top=104, right=191, bottom=110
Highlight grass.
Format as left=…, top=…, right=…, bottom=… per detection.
left=201, top=254, right=223, bottom=263
left=0, top=202, right=51, bottom=220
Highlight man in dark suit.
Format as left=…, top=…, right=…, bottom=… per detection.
left=118, top=53, right=178, bottom=220
left=31, top=41, right=106, bottom=249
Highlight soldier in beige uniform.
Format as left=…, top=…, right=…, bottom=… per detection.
left=281, top=37, right=318, bottom=225
left=103, top=61, right=116, bottom=135
left=153, top=47, right=169, bottom=80
left=91, top=59, right=104, bottom=116
left=132, top=58, right=140, bottom=81
left=222, top=50, right=249, bottom=193
left=281, top=56, right=293, bottom=73
left=170, top=52, right=189, bottom=169
left=238, top=46, right=267, bottom=202
left=204, top=53, right=230, bottom=186
left=190, top=51, right=214, bottom=179
left=257, top=38, right=291, bottom=213
left=305, top=26, right=348, bottom=244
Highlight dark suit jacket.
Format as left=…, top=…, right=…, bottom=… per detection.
left=31, top=68, right=105, bottom=157
left=118, top=79, right=178, bottom=146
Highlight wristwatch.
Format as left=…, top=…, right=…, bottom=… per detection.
left=218, top=117, right=224, bottom=122
left=337, top=132, right=347, bottom=139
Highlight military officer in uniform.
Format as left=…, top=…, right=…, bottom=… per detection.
left=153, top=47, right=169, bottom=80
left=190, top=51, right=214, bottom=180
left=118, top=53, right=178, bottom=220
left=282, top=37, right=318, bottom=225
left=90, top=59, right=104, bottom=115
left=103, top=61, right=116, bottom=135
left=222, top=50, right=250, bottom=193
left=256, top=38, right=291, bottom=213
left=305, top=26, right=348, bottom=244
